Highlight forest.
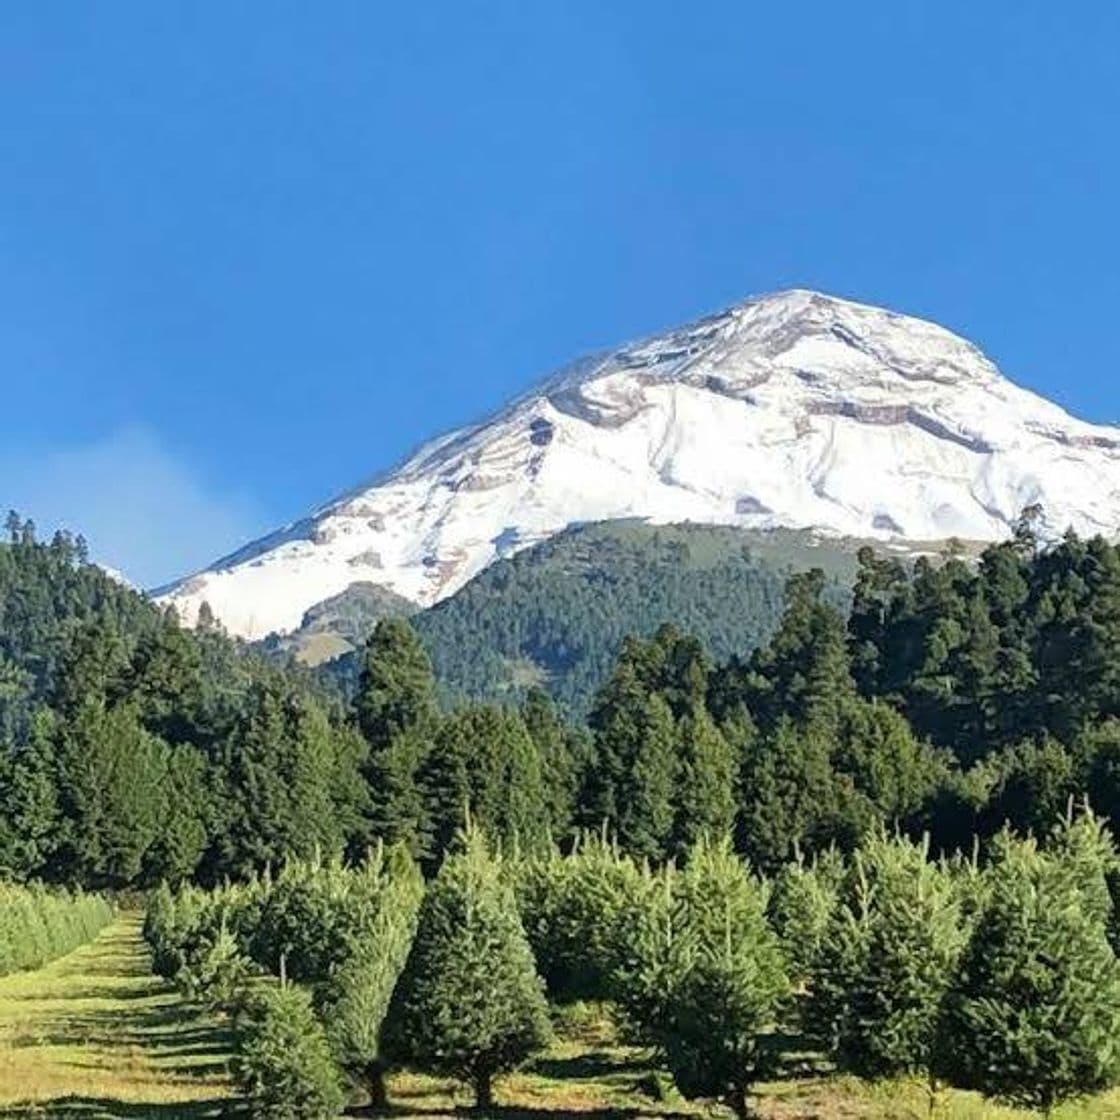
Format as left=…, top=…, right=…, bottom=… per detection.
left=4, top=509, right=1120, bottom=1114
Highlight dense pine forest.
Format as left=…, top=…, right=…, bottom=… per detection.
left=7, top=510, right=1120, bottom=1114
left=6, top=510, right=1120, bottom=887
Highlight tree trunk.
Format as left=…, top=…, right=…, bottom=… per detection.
left=728, top=1084, right=751, bottom=1120
left=474, top=1070, right=494, bottom=1110
left=367, top=1064, right=389, bottom=1111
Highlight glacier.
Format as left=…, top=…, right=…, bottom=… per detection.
left=156, top=289, right=1120, bottom=640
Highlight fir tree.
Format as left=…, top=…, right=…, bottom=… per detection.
left=383, top=830, right=551, bottom=1107
left=626, top=837, right=789, bottom=1118
left=944, top=827, right=1120, bottom=1114
left=807, top=833, right=966, bottom=1087
left=354, top=619, right=437, bottom=854
left=320, top=851, right=423, bottom=1108
left=233, top=982, right=345, bottom=1120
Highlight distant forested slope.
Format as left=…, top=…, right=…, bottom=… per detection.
left=319, top=522, right=863, bottom=714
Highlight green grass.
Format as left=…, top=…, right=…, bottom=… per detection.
left=0, top=914, right=234, bottom=1118
left=1, top=920, right=1119, bottom=1119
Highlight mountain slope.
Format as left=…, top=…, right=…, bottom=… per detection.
left=317, top=520, right=861, bottom=715
left=158, top=289, right=1120, bottom=640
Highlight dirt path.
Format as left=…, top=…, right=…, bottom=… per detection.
left=0, top=913, right=234, bottom=1118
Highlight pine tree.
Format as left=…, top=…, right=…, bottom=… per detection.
left=320, top=852, right=423, bottom=1108
left=354, top=619, right=437, bottom=853
left=648, top=837, right=788, bottom=1119
left=671, top=705, right=737, bottom=858
left=419, top=705, right=550, bottom=862
left=943, top=828, right=1120, bottom=1113
left=383, top=829, right=551, bottom=1107
left=233, top=982, right=345, bottom=1120
left=54, top=698, right=167, bottom=886
left=806, top=832, right=966, bottom=1086
left=521, top=687, right=580, bottom=841
left=766, top=849, right=842, bottom=988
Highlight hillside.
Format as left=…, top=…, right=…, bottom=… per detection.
left=313, top=521, right=870, bottom=714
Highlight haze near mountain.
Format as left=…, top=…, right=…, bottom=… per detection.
left=158, top=290, right=1120, bottom=640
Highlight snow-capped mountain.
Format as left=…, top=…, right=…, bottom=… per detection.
left=157, top=289, right=1120, bottom=640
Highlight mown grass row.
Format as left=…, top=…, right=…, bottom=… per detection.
left=0, top=881, right=114, bottom=976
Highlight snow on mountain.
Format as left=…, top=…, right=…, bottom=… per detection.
left=157, top=289, right=1120, bottom=640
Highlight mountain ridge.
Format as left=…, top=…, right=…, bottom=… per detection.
left=158, top=289, right=1120, bottom=639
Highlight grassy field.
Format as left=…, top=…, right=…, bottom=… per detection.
left=1, top=916, right=1119, bottom=1119
left=0, top=915, right=233, bottom=1118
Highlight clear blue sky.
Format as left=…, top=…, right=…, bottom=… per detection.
left=2, top=3, right=1118, bottom=585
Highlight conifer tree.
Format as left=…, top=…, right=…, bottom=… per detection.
left=671, top=705, right=736, bottom=858
left=943, top=827, right=1120, bottom=1114
left=585, top=664, right=677, bottom=861
left=645, top=837, right=788, bottom=1119
left=354, top=619, right=437, bottom=853
left=807, top=832, right=966, bottom=1086
left=320, top=848, right=424, bottom=1108
left=383, top=830, right=551, bottom=1108
left=521, top=686, right=580, bottom=840
left=233, top=982, right=345, bottom=1120
left=766, top=848, right=842, bottom=988
left=419, top=705, right=550, bottom=862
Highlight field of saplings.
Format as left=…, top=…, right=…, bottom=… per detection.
left=137, top=811, right=1120, bottom=1120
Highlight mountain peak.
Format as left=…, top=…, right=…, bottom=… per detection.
left=158, top=291, right=1120, bottom=640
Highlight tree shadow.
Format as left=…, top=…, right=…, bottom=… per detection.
left=0, top=1098, right=240, bottom=1119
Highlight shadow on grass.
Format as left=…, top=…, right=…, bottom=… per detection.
left=0, top=1098, right=239, bottom=1119
left=529, top=1051, right=652, bottom=1082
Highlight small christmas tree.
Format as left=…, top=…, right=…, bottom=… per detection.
left=657, top=836, right=788, bottom=1119
left=943, top=825, right=1120, bottom=1114
left=233, top=982, right=345, bottom=1120
left=807, top=832, right=966, bottom=1084
left=382, top=828, right=551, bottom=1107
left=320, top=848, right=423, bottom=1108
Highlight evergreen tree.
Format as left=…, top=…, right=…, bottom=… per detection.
left=585, top=663, right=677, bottom=861
left=617, top=837, right=788, bottom=1118
left=211, top=680, right=358, bottom=878
left=766, top=848, right=842, bottom=988
left=233, top=983, right=345, bottom=1120
left=521, top=686, right=580, bottom=841
left=944, top=828, right=1120, bottom=1113
left=320, top=851, right=424, bottom=1108
left=353, top=619, right=437, bottom=853
left=54, top=698, right=167, bottom=886
left=807, top=833, right=966, bottom=1086
left=671, top=705, right=736, bottom=858
left=419, top=704, right=550, bottom=862
left=383, top=830, right=551, bottom=1107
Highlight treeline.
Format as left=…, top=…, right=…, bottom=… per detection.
left=7, top=512, right=1120, bottom=887
left=145, top=815, right=1120, bottom=1117
left=0, top=880, right=113, bottom=976
left=0, top=516, right=364, bottom=888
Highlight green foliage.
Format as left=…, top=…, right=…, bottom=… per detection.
left=604, top=836, right=788, bottom=1116
left=210, top=680, right=365, bottom=879
left=319, top=850, right=424, bottom=1106
left=233, top=982, right=345, bottom=1120
left=246, top=856, right=355, bottom=983
left=944, top=823, right=1120, bottom=1112
left=321, top=522, right=857, bottom=716
left=766, top=848, right=842, bottom=987
left=354, top=618, right=436, bottom=854
left=515, top=833, right=646, bottom=1003
left=660, top=839, right=789, bottom=1118
left=418, top=704, right=550, bottom=862
left=383, top=830, right=551, bottom=1107
left=806, top=832, right=967, bottom=1082
left=0, top=879, right=113, bottom=975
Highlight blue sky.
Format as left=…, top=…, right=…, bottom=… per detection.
left=2, top=3, right=1119, bottom=585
